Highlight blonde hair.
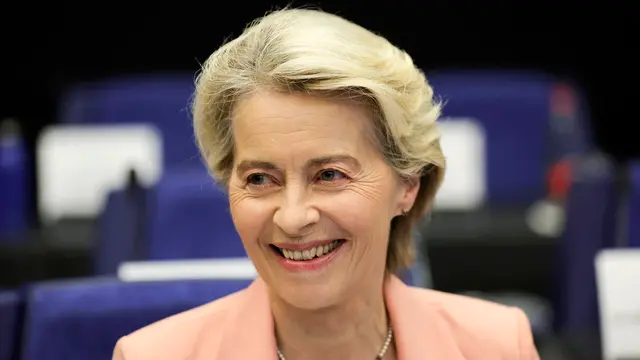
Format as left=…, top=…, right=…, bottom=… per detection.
left=193, top=8, right=446, bottom=273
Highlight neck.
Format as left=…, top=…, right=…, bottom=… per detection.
left=270, top=276, right=394, bottom=360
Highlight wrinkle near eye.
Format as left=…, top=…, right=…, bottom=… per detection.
left=229, top=185, right=254, bottom=206
left=344, top=170, right=385, bottom=203
left=345, top=183, right=384, bottom=204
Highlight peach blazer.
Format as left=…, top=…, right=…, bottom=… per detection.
left=112, top=276, right=540, bottom=360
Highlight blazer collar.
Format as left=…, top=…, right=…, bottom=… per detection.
left=385, top=276, right=464, bottom=359
left=194, top=276, right=463, bottom=360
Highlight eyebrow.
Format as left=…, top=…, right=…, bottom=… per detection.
left=306, top=155, right=360, bottom=170
left=235, top=160, right=281, bottom=175
left=235, top=155, right=361, bottom=174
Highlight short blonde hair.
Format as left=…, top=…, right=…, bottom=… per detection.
left=193, top=8, right=446, bottom=273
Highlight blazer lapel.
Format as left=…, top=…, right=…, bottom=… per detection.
left=193, top=279, right=279, bottom=360
left=386, top=276, right=465, bottom=360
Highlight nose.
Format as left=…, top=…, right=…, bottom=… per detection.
left=273, top=186, right=320, bottom=236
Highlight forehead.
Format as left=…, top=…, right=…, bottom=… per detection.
left=232, top=91, right=377, bottom=159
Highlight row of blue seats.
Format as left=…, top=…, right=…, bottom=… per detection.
left=1, top=159, right=639, bottom=360
left=59, top=70, right=591, bottom=206
left=1, top=70, right=591, bottom=238
left=0, top=278, right=252, bottom=360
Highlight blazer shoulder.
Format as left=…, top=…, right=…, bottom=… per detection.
left=112, top=289, right=246, bottom=360
left=409, top=287, right=538, bottom=359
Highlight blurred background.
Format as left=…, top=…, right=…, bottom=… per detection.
left=0, top=1, right=638, bottom=359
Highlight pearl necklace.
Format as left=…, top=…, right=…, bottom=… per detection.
left=276, top=325, right=394, bottom=360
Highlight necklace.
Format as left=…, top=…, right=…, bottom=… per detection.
left=276, top=325, right=394, bottom=360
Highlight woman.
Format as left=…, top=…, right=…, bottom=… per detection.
left=113, top=8, right=539, bottom=360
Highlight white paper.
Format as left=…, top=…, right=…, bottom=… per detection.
left=595, top=249, right=640, bottom=360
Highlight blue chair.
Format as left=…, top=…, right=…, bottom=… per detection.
left=93, top=168, right=244, bottom=275
left=0, top=121, right=29, bottom=241
left=94, top=185, right=147, bottom=275
left=625, top=162, right=640, bottom=246
left=546, top=82, right=593, bottom=160
left=147, top=168, right=246, bottom=260
left=21, top=277, right=252, bottom=360
left=555, top=153, right=619, bottom=332
left=0, top=289, right=21, bottom=360
left=59, top=74, right=198, bottom=168
left=429, top=70, right=554, bottom=205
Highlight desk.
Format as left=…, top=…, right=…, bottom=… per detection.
left=0, top=221, right=93, bottom=288
left=422, top=206, right=556, bottom=298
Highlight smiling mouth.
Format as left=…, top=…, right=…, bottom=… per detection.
left=271, top=240, right=345, bottom=261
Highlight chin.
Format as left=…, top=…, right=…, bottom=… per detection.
left=276, top=280, right=344, bottom=310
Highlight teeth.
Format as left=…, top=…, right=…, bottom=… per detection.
left=280, top=240, right=341, bottom=261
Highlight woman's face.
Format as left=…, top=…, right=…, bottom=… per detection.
left=229, top=91, right=419, bottom=309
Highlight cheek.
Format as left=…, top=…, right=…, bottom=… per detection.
left=321, top=189, right=395, bottom=241
left=229, top=196, right=273, bottom=246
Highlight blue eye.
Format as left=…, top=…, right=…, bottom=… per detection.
left=247, top=173, right=271, bottom=186
left=318, top=169, right=345, bottom=182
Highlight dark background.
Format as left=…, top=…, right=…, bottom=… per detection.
left=2, top=1, right=636, bottom=164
